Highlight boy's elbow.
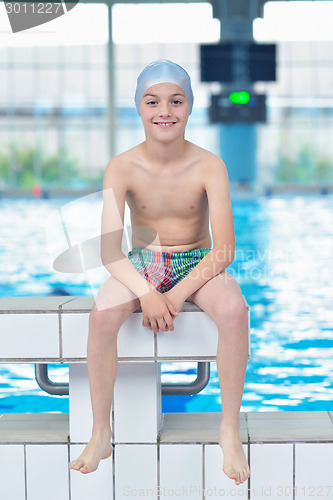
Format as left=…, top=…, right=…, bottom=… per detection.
left=228, top=244, right=235, bottom=265
left=101, top=244, right=123, bottom=268
left=213, top=242, right=235, bottom=269
left=227, top=253, right=235, bottom=268
left=224, top=249, right=235, bottom=269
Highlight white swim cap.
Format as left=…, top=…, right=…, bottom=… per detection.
left=135, top=59, right=194, bottom=115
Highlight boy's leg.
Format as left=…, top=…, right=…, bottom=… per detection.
left=187, top=271, right=250, bottom=485
left=69, top=276, right=141, bottom=474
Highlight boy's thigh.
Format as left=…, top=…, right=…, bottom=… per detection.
left=93, top=275, right=141, bottom=313
left=187, top=271, right=245, bottom=321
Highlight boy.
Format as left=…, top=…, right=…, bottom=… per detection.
left=69, top=60, right=250, bottom=485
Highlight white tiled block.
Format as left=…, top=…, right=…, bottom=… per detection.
left=0, top=313, right=59, bottom=359
left=62, top=313, right=89, bottom=358
left=26, top=445, right=69, bottom=500
left=251, top=444, right=293, bottom=500
left=62, top=311, right=155, bottom=359
left=0, top=445, right=25, bottom=499
left=0, top=296, right=70, bottom=311
left=115, top=444, right=157, bottom=499
left=118, top=312, right=155, bottom=358
left=69, top=363, right=95, bottom=442
left=157, top=312, right=217, bottom=357
left=295, top=444, right=333, bottom=499
left=160, top=444, right=202, bottom=499
left=70, top=445, right=113, bottom=500
left=114, top=362, right=161, bottom=442
left=205, top=444, right=248, bottom=495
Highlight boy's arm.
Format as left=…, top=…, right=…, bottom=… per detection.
left=101, top=158, right=179, bottom=330
left=168, top=157, right=235, bottom=302
left=100, top=158, right=154, bottom=298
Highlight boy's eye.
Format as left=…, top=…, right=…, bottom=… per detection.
left=146, top=99, right=182, bottom=105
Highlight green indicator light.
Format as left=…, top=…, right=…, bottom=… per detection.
left=229, top=91, right=250, bottom=105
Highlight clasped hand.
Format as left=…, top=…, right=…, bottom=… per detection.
left=139, top=288, right=185, bottom=333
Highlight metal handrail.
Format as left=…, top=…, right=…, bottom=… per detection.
left=161, top=362, right=210, bottom=396
left=34, top=362, right=210, bottom=397
left=35, top=364, right=69, bottom=395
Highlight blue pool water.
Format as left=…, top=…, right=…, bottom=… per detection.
left=0, top=194, right=333, bottom=413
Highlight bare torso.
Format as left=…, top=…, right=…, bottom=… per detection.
left=123, top=141, right=212, bottom=252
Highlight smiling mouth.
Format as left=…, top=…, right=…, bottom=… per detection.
left=154, top=122, right=176, bottom=128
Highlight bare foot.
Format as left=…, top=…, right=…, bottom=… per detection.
left=218, top=424, right=250, bottom=486
left=69, top=430, right=113, bottom=474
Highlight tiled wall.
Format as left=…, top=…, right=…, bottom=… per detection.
left=0, top=439, right=332, bottom=499
left=0, top=296, right=222, bottom=363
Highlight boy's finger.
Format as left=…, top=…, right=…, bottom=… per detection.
left=157, top=318, right=168, bottom=331
left=150, top=319, right=159, bottom=333
left=164, top=312, right=175, bottom=331
left=142, top=316, right=150, bottom=328
left=166, top=302, right=179, bottom=317
left=169, top=305, right=179, bottom=316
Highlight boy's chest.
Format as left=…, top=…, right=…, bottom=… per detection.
left=126, top=167, right=207, bottom=218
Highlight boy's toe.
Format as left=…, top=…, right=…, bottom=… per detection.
left=240, top=470, right=247, bottom=483
left=244, top=467, right=250, bottom=481
left=80, top=464, right=94, bottom=474
left=224, top=466, right=240, bottom=484
left=225, top=469, right=238, bottom=481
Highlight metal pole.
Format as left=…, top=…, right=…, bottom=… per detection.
left=107, top=0, right=116, bottom=160
left=34, top=362, right=211, bottom=396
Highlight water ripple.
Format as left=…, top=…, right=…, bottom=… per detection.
left=1, top=195, right=333, bottom=413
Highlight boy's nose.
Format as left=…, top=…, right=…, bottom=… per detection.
left=158, top=103, right=171, bottom=116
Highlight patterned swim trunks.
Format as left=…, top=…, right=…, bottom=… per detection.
left=128, top=247, right=211, bottom=293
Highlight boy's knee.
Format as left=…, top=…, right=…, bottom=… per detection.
left=89, top=302, right=131, bottom=331
left=215, top=294, right=247, bottom=327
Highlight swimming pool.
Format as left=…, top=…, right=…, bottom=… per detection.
left=1, top=194, right=332, bottom=413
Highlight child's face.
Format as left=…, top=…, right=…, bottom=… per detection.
left=139, top=82, right=190, bottom=141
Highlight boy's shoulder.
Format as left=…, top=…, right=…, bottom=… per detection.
left=106, top=144, right=140, bottom=168
left=186, top=143, right=229, bottom=195
left=187, top=142, right=227, bottom=174
left=103, top=145, right=141, bottom=181
left=190, top=142, right=224, bottom=161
